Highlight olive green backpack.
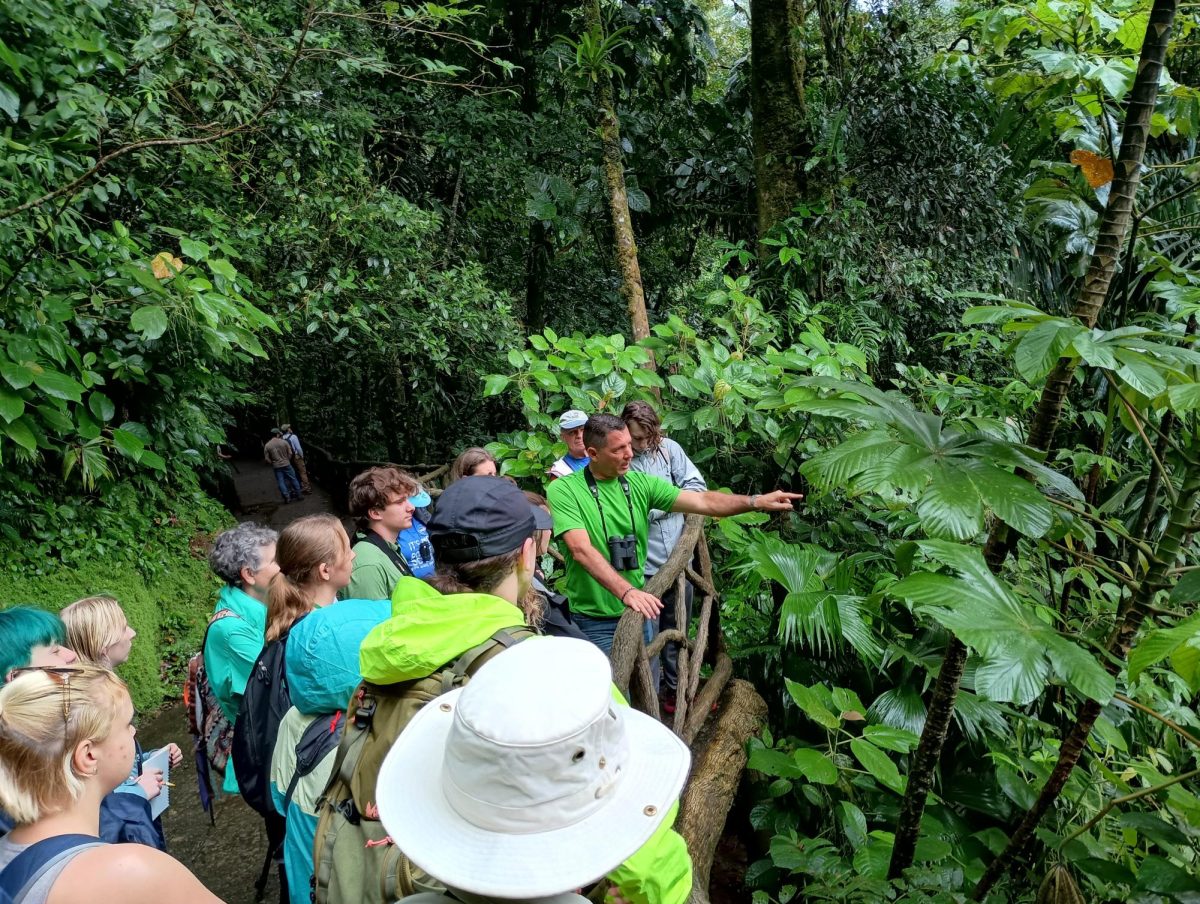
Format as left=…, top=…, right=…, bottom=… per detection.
left=312, top=627, right=534, bottom=904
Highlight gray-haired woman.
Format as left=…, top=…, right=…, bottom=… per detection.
left=204, top=523, right=279, bottom=794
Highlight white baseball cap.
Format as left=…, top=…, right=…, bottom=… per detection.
left=375, top=638, right=691, bottom=899
left=558, top=410, right=588, bottom=430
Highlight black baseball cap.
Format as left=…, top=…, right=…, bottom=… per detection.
left=428, top=476, right=553, bottom=563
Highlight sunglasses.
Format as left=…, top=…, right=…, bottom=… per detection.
left=8, top=666, right=83, bottom=722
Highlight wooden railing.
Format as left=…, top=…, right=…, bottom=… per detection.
left=303, top=446, right=763, bottom=901
left=609, top=514, right=767, bottom=904
left=303, top=441, right=450, bottom=509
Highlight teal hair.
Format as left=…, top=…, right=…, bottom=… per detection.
left=0, top=606, right=67, bottom=679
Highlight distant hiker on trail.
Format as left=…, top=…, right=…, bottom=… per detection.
left=205, top=523, right=279, bottom=795
left=265, top=429, right=302, bottom=504
left=280, top=424, right=312, bottom=495
left=376, top=637, right=693, bottom=904
left=548, top=414, right=802, bottom=655
left=397, top=484, right=435, bottom=578
left=0, top=666, right=225, bottom=904
left=448, top=447, right=497, bottom=482
left=547, top=409, right=589, bottom=479
left=344, top=466, right=419, bottom=601
left=623, top=400, right=707, bottom=713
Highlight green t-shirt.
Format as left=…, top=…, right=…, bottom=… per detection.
left=547, top=468, right=682, bottom=619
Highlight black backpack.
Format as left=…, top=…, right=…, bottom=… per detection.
left=232, top=627, right=298, bottom=816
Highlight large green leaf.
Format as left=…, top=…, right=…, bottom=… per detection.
left=87, top=392, right=115, bottom=423
left=1014, top=318, right=1080, bottom=381
left=905, top=542, right=1112, bottom=704
left=111, top=427, right=145, bottom=461
left=3, top=416, right=37, bottom=452
left=965, top=463, right=1053, bottom=538
left=785, top=679, right=841, bottom=730
left=0, top=387, right=24, bottom=423
left=32, top=370, right=84, bottom=402
left=793, top=748, right=838, bottom=785
left=916, top=466, right=983, bottom=539
left=973, top=644, right=1051, bottom=706
left=1128, top=615, right=1200, bottom=681
left=130, top=304, right=170, bottom=343
left=850, top=738, right=904, bottom=793
left=1, top=361, right=35, bottom=390
left=863, top=725, right=919, bottom=753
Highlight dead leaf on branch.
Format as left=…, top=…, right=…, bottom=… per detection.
left=150, top=252, right=185, bottom=279
left=1070, top=149, right=1114, bottom=188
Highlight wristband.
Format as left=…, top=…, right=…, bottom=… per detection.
left=749, top=494, right=761, bottom=510
left=621, top=587, right=634, bottom=603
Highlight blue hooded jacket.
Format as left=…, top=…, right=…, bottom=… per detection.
left=270, top=599, right=390, bottom=904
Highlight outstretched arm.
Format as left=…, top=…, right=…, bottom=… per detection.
left=670, top=489, right=802, bottom=517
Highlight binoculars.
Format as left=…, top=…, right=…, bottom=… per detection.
left=607, top=534, right=639, bottom=572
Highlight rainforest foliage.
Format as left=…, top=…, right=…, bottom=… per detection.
left=3, top=0, right=1200, bottom=899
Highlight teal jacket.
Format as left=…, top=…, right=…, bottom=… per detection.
left=204, top=585, right=266, bottom=794
left=271, top=599, right=390, bottom=904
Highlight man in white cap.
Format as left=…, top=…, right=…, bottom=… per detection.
left=376, top=636, right=693, bottom=904
left=548, top=409, right=590, bottom=479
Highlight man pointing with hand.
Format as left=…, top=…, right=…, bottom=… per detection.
left=547, top=413, right=802, bottom=655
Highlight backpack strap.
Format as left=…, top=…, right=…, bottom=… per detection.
left=354, top=531, right=413, bottom=577
left=321, top=628, right=534, bottom=806
left=0, top=835, right=105, bottom=902
left=284, top=712, right=343, bottom=812
left=202, top=608, right=241, bottom=650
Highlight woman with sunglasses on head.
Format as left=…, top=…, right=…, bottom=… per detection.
left=0, top=665, right=223, bottom=903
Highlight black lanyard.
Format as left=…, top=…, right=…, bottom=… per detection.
left=584, top=469, right=636, bottom=538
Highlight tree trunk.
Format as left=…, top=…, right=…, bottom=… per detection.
left=587, top=0, right=651, bottom=343
left=750, top=0, right=808, bottom=253
left=973, top=459, right=1200, bottom=899
left=677, top=678, right=768, bottom=904
left=510, top=0, right=552, bottom=335
left=887, top=0, right=1180, bottom=878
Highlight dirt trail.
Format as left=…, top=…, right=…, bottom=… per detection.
left=140, top=702, right=280, bottom=904
left=139, top=459, right=344, bottom=902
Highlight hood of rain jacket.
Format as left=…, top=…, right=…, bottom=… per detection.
left=358, top=577, right=526, bottom=684
left=286, top=598, right=391, bottom=714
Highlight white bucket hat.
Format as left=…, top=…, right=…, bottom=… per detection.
left=375, top=637, right=691, bottom=899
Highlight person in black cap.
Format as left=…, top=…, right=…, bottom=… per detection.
left=313, top=476, right=556, bottom=904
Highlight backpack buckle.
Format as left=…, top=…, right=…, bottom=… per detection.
left=354, top=697, right=376, bottom=730
left=336, top=798, right=361, bottom=826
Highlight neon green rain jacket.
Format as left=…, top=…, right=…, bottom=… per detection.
left=357, top=577, right=693, bottom=904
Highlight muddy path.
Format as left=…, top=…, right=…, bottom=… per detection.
left=140, top=701, right=282, bottom=904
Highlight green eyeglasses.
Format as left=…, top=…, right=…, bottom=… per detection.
left=8, top=666, right=82, bottom=722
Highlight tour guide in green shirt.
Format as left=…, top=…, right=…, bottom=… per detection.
left=548, top=413, right=801, bottom=654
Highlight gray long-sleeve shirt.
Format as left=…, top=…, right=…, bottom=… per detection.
left=630, top=437, right=706, bottom=574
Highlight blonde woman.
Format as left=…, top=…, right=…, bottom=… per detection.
left=266, top=514, right=356, bottom=642
left=59, top=596, right=183, bottom=814
left=60, top=596, right=135, bottom=671
left=0, top=665, right=223, bottom=903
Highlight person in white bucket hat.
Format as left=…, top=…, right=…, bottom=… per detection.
left=376, top=637, right=693, bottom=904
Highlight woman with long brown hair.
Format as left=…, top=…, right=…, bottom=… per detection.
left=266, top=514, right=356, bottom=642
left=448, top=447, right=497, bottom=483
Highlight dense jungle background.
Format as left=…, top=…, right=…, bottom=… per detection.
left=3, top=0, right=1200, bottom=899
